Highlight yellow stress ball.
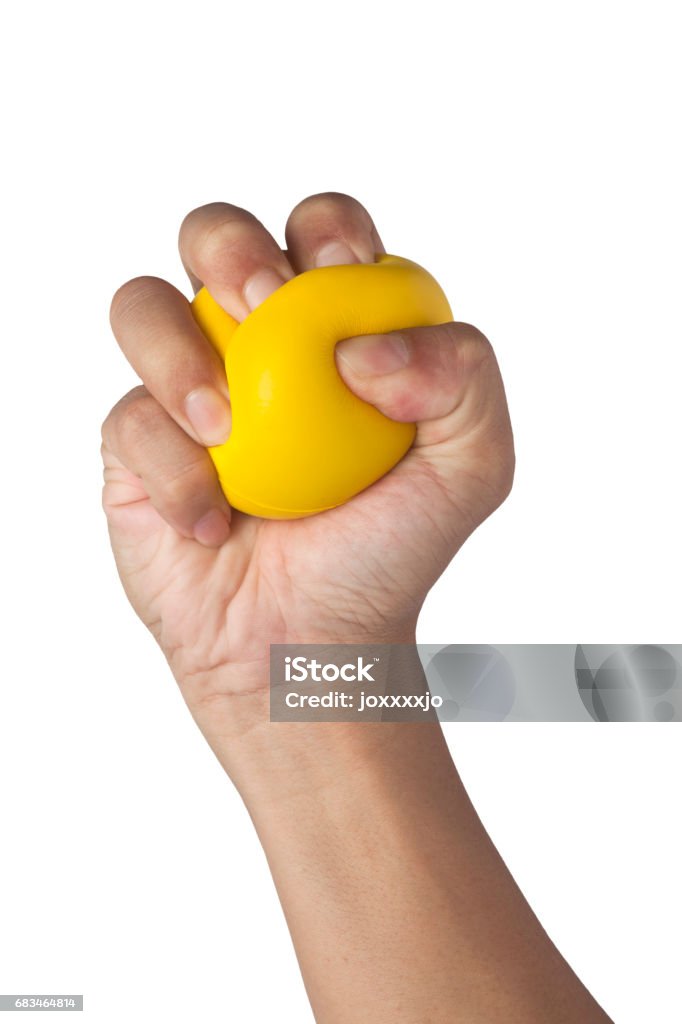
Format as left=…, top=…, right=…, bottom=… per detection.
left=190, top=253, right=452, bottom=519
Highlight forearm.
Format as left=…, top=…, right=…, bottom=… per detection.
left=214, top=696, right=613, bottom=1024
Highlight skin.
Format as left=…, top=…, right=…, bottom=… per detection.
left=101, top=193, right=613, bottom=1023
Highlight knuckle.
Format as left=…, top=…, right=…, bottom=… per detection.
left=181, top=204, right=261, bottom=268
left=101, top=386, right=145, bottom=449
left=191, top=221, right=279, bottom=283
left=180, top=202, right=250, bottom=241
left=111, top=387, right=158, bottom=451
left=110, top=275, right=167, bottom=329
left=449, top=321, right=495, bottom=363
left=430, top=322, right=498, bottom=385
left=100, top=413, right=114, bottom=451
left=200, top=219, right=255, bottom=267
left=287, top=191, right=369, bottom=231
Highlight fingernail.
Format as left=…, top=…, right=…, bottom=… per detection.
left=185, top=386, right=232, bottom=446
left=193, top=507, right=231, bottom=547
left=336, top=333, right=410, bottom=376
left=243, top=268, right=287, bottom=312
left=315, top=240, right=359, bottom=267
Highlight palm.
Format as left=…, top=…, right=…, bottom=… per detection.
left=103, top=444, right=470, bottom=701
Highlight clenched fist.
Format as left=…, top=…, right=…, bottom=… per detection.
left=101, top=192, right=514, bottom=750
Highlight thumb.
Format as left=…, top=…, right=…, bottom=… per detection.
left=335, top=321, right=515, bottom=523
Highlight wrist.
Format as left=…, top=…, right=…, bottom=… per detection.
left=182, top=633, right=432, bottom=802
left=226, top=707, right=450, bottom=817
left=173, top=623, right=419, bottom=702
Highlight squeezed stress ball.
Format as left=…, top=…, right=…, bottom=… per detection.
left=190, top=253, right=453, bottom=519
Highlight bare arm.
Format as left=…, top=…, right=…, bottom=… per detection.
left=217, top=695, right=613, bottom=1024
left=102, top=191, right=613, bottom=1023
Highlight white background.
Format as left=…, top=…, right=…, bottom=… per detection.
left=1, top=1, right=680, bottom=1021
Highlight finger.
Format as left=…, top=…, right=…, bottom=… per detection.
left=178, top=202, right=295, bottom=321
left=109, top=275, right=232, bottom=449
left=335, top=322, right=515, bottom=498
left=101, top=386, right=231, bottom=547
left=284, top=192, right=385, bottom=273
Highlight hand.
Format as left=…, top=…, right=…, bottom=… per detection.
left=100, top=200, right=616, bottom=1024
left=101, top=193, right=514, bottom=740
